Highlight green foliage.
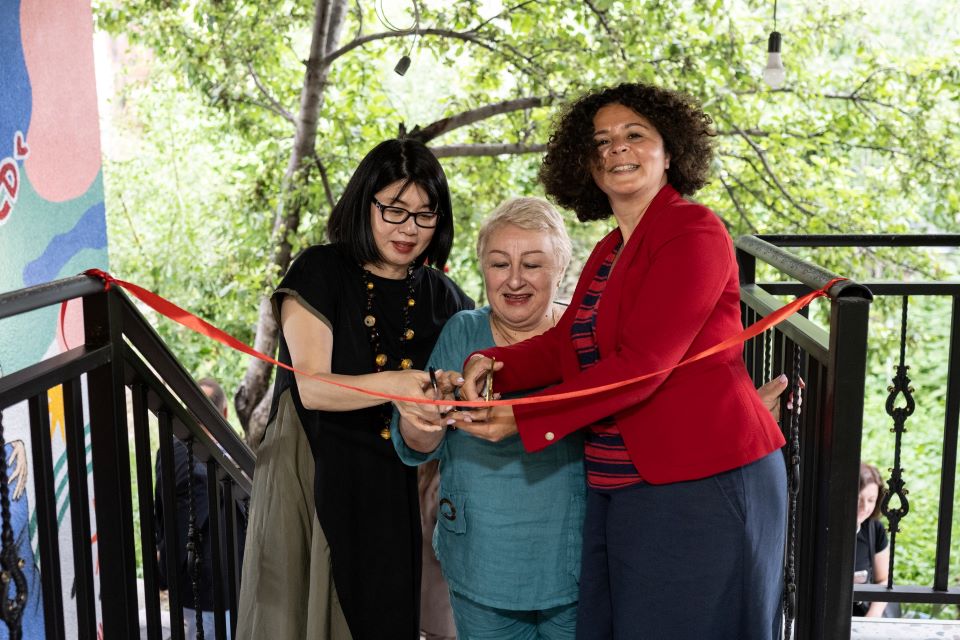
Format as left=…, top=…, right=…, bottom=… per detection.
left=860, top=293, right=959, bottom=619
left=768, top=247, right=960, bottom=619
left=96, top=0, right=960, bottom=606
left=103, top=63, right=281, bottom=431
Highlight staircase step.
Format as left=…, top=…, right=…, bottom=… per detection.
left=851, top=618, right=960, bottom=639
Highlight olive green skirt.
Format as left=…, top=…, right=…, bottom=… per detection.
left=235, top=390, right=352, bottom=640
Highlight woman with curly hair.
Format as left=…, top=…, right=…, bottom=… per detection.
left=455, top=83, right=788, bottom=639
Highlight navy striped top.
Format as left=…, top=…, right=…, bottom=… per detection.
left=572, top=241, right=644, bottom=490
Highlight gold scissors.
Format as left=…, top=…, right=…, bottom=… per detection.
left=484, top=357, right=496, bottom=403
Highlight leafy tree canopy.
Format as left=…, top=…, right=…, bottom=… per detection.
left=95, top=0, right=960, bottom=434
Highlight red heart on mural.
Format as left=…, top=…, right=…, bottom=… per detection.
left=14, top=132, right=28, bottom=160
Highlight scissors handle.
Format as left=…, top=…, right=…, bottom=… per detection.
left=484, top=357, right=496, bottom=403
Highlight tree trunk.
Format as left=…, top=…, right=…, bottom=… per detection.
left=234, top=0, right=348, bottom=441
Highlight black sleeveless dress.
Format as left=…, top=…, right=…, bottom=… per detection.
left=257, top=244, right=471, bottom=639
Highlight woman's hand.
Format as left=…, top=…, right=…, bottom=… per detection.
left=398, top=415, right=446, bottom=453
left=756, top=374, right=804, bottom=422
left=396, top=369, right=463, bottom=453
left=756, top=375, right=788, bottom=419
left=391, top=369, right=449, bottom=432
left=449, top=404, right=518, bottom=443
left=435, top=369, right=464, bottom=399
left=7, top=440, right=27, bottom=501
left=459, top=355, right=504, bottom=402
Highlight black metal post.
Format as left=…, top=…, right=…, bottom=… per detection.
left=27, top=392, right=65, bottom=640
left=158, top=410, right=185, bottom=640
left=207, top=462, right=227, bottom=640
left=132, top=383, right=163, bottom=640
left=62, top=378, right=97, bottom=640
left=737, top=247, right=757, bottom=285
left=798, top=295, right=871, bottom=640
left=83, top=290, right=139, bottom=637
left=934, top=296, right=960, bottom=591
left=222, top=479, right=241, bottom=638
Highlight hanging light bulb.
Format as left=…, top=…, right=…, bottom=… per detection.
left=763, top=31, right=786, bottom=89
left=376, top=0, right=420, bottom=77
left=762, top=0, right=785, bottom=89
left=394, top=55, right=412, bottom=76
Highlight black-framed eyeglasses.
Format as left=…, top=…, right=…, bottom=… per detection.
left=372, top=197, right=440, bottom=229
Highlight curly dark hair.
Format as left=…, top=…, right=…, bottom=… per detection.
left=539, top=83, right=715, bottom=222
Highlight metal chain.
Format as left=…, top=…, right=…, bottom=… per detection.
left=881, top=295, right=913, bottom=588
left=0, top=404, right=27, bottom=640
left=185, top=438, right=204, bottom=640
left=782, top=343, right=802, bottom=640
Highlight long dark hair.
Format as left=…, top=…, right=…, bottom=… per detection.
left=327, top=138, right=454, bottom=269
left=859, top=463, right=886, bottom=520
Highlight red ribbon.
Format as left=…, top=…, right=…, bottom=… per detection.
left=76, top=268, right=845, bottom=407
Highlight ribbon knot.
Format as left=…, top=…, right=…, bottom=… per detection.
left=84, top=268, right=118, bottom=291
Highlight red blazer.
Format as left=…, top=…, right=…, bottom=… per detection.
left=476, top=185, right=785, bottom=484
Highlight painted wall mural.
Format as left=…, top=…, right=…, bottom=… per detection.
left=0, top=0, right=108, bottom=638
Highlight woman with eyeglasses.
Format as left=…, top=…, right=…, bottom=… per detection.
left=237, top=138, right=472, bottom=640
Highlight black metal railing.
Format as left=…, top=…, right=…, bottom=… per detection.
left=752, top=235, right=960, bottom=618
left=737, top=235, right=873, bottom=640
left=0, top=275, right=254, bottom=639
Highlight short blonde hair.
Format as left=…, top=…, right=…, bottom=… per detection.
left=476, top=197, right=573, bottom=274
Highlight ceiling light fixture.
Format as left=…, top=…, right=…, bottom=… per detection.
left=762, top=0, right=785, bottom=89
left=376, top=0, right=420, bottom=77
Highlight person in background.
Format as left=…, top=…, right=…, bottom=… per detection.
left=155, top=377, right=235, bottom=640
left=417, top=458, right=458, bottom=640
left=853, top=462, right=890, bottom=617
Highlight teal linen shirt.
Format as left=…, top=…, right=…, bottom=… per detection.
left=391, top=307, right=586, bottom=610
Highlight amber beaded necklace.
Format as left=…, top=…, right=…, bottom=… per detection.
left=360, top=264, right=416, bottom=439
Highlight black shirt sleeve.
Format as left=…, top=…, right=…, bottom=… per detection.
left=271, top=245, right=341, bottom=328
left=872, top=519, right=889, bottom=554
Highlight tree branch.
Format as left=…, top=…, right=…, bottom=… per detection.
left=838, top=142, right=948, bottom=171
left=726, top=121, right=817, bottom=218
left=722, top=162, right=785, bottom=213
left=723, top=151, right=809, bottom=223
left=716, top=128, right=769, bottom=137
left=583, top=0, right=627, bottom=62
left=325, top=0, right=350, bottom=57
left=350, top=0, right=362, bottom=41
left=725, top=169, right=810, bottom=232
left=721, top=151, right=851, bottom=236
left=323, top=24, right=550, bottom=84
left=236, top=0, right=348, bottom=434
left=429, top=143, right=546, bottom=158
left=822, top=92, right=914, bottom=118
left=310, top=152, right=336, bottom=208
left=469, top=0, right=539, bottom=32
left=246, top=61, right=296, bottom=124
left=850, top=68, right=882, bottom=97
left=409, top=96, right=550, bottom=143
left=322, top=27, right=497, bottom=66
left=719, top=175, right=758, bottom=234
left=734, top=86, right=914, bottom=118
